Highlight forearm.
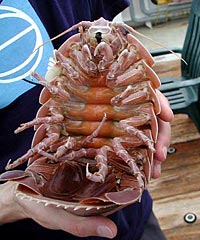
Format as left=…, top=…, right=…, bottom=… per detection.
left=0, top=181, right=26, bottom=224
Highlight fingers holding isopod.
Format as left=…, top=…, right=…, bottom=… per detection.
left=155, top=89, right=174, bottom=122
left=152, top=90, right=174, bottom=178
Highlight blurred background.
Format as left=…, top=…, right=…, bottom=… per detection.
left=114, top=0, right=191, bottom=50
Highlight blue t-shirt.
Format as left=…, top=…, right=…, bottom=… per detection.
left=0, top=1, right=153, bottom=239
left=0, top=0, right=54, bottom=108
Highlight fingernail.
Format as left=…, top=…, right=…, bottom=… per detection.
left=162, top=146, right=168, bottom=159
left=97, top=225, right=114, bottom=238
left=156, top=161, right=161, bottom=172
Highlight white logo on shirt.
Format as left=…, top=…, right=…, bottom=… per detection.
left=0, top=5, right=43, bottom=83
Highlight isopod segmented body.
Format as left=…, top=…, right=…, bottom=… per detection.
left=0, top=17, right=161, bottom=216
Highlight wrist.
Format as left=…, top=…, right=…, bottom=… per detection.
left=0, top=181, right=27, bottom=224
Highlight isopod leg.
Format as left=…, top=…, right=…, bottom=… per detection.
left=6, top=125, right=61, bottom=170
left=113, top=137, right=144, bottom=188
left=32, top=72, right=70, bottom=100
left=54, top=136, right=77, bottom=158
left=107, top=46, right=139, bottom=79
left=110, top=81, right=160, bottom=115
left=69, top=44, right=97, bottom=75
left=108, top=60, right=160, bottom=88
left=86, top=146, right=111, bottom=183
left=15, top=99, right=64, bottom=133
left=55, top=50, right=85, bottom=86
left=53, top=113, right=107, bottom=159
left=119, top=117, right=155, bottom=152
left=94, top=42, right=114, bottom=71
left=82, top=113, right=107, bottom=146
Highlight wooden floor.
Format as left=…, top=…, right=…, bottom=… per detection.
left=148, top=115, right=200, bottom=240
left=147, top=55, right=200, bottom=239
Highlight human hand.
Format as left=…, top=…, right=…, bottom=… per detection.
left=152, top=90, right=174, bottom=178
left=0, top=181, right=117, bottom=239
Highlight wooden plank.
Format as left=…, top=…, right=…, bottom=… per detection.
left=152, top=191, right=200, bottom=240
left=153, top=54, right=181, bottom=79
left=162, top=140, right=200, bottom=171
left=148, top=121, right=200, bottom=239
left=149, top=137, right=200, bottom=199
left=148, top=131, right=200, bottom=235
left=164, top=224, right=200, bottom=240
left=149, top=161, right=200, bottom=200
left=170, top=114, right=200, bottom=144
